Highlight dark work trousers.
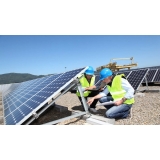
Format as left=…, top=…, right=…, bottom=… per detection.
left=78, top=91, right=99, bottom=110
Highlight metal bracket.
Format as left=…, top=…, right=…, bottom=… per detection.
left=32, top=112, right=39, bottom=119
left=77, top=83, right=90, bottom=113
left=144, top=74, right=149, bottom=91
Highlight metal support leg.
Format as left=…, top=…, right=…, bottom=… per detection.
left=144, top=76, right=149, bottom=91
left=77, top=83, right=90, bottom=113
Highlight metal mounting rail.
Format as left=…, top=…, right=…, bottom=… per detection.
left=42, top=111, right=87, bottom=125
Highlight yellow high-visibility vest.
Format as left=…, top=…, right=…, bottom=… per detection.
left=107, top=74, right=134, bottom=104
left=76, top=75, right=95, bottom=97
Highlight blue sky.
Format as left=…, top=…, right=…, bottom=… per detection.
left=0, top=35, right=160, bottom=75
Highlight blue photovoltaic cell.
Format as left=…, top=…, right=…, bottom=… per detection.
left=3, top=67, right=86, bottom=125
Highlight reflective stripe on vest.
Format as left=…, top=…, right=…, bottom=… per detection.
left=76, top=75, right=95, bottom=97
left=107, top=74, right=134, bottom=104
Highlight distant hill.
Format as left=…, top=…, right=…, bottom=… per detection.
left=0, top=73, right=46, bottom=84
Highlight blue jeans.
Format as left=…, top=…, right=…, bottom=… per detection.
left=99, top=96, right=132, bottom=119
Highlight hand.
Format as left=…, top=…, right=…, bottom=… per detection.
left=87, top=98, right=95, bottom=106
left=114, top=99, right=123, bottom=106
left=92, top=85, right=96, bottom=89
left=85, top=85, right=96, bottom=91
left=99, top=87, right=104, bottom=91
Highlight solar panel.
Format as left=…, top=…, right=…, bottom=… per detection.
left=3, top=67, right=87, bottom=125
left=116, top=69, right=149, bottom=91
left=126, top=69, right=149, bottom=90
left=143, top=69, right=157, bottom=83
left=152, top=69, right=160, bottom=82
left=142, top=68, right=160, bottom=84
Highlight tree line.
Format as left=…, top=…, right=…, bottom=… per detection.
left=0, top=73, right=45, bottom=84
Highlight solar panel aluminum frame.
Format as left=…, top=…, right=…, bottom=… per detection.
left=15, top=67, right=88, bottom=125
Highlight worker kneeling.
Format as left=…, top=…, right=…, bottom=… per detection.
left=76, top=66, right=100, bottom=113
left=87, top=68, right=135, bottom=119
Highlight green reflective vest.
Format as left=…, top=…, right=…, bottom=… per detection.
left=76, top=75, right=95, bottom=97
left=107, top=74, right=135, bottom=104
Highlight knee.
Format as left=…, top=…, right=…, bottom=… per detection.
left=106, top=110, right=114, bottom=118
left=99, top=97, right=107, bottom=103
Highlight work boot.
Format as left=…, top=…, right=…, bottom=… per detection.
left=89, top=108, right=98, bottom=113
left=126, top=108, right=132, bottom=119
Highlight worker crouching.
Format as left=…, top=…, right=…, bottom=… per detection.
left=87, top=68, right=135, bottom=119
left=76, top=66, right=99, bottom=113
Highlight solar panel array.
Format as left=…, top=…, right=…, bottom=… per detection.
left=3, top=67, right=87, bottom=125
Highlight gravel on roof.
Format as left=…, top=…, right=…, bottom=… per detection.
left=32, top=86, right=160, bottom=125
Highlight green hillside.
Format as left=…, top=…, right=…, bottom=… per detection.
left=0, top=73, right=45, bottom=84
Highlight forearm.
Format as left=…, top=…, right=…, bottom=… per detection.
left=92, top=94, right=103, bottom=100
left=87, top=93, right=103, bottom=106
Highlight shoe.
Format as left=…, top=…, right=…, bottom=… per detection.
left=89, top=108, right=98, bottom=113
left=126, top=108, right=132, bottom=119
